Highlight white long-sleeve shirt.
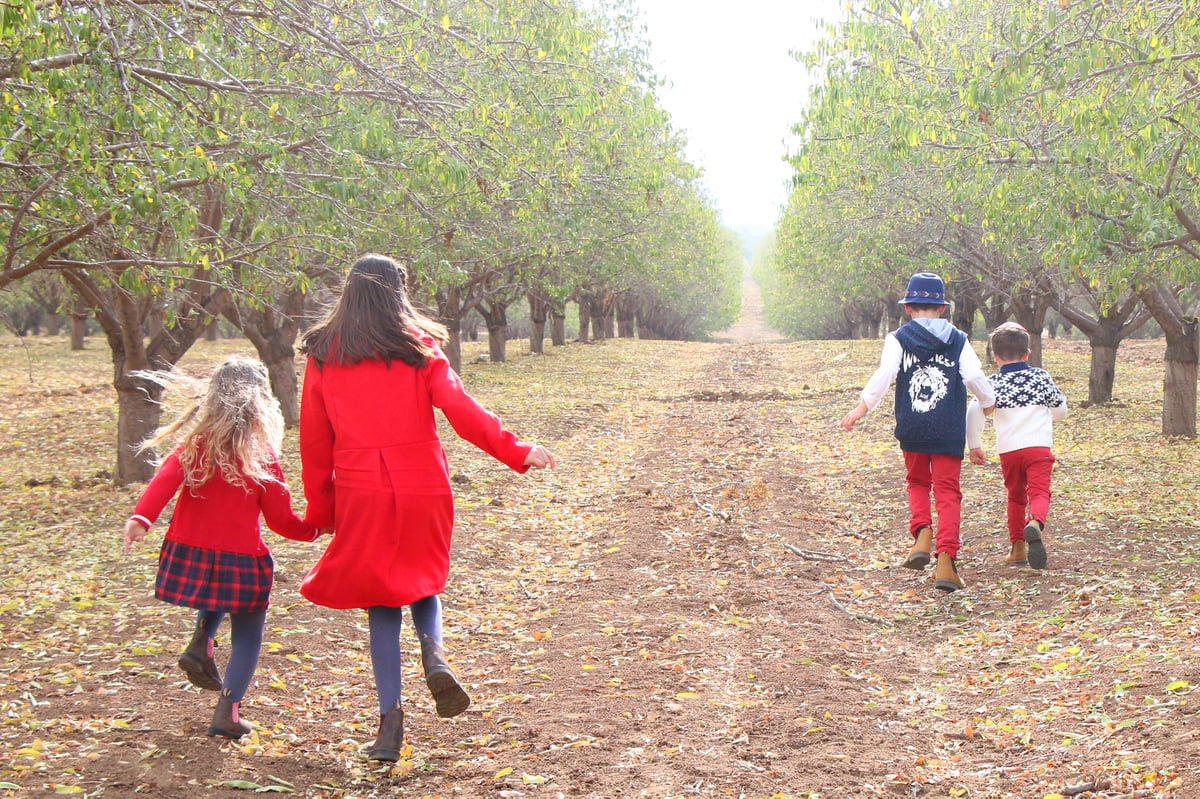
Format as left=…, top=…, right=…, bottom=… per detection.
left=966, top=362, right=1067, bottom=453
left=860, top=318, right=996, bottom=412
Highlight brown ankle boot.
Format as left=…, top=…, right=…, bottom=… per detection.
left=933, top=552, right=965, bottom=592
left=179, top=618, right=222, bottom=691
left=207, top=691, right=252, bottom=738
left=368, top=702, right=405, bottom=762
left=901, top=526, right=933, bottom=570
left=1006, top=540, right=1029, bottom=566
left=420, top=635, right=470, bottom=718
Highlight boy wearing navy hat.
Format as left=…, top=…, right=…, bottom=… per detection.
left=840, top=272, right=996, bottom=592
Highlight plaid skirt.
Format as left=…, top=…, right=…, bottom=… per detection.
left=155, top=539, right=274, bottom=614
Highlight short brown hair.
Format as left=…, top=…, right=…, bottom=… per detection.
left=990, top=323, right=1030, bottom=361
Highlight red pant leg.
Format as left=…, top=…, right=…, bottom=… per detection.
left=1022, top=447, right=1055, bottom=528
left=903, top=451, right=933, bottom=536
left=999, top=451, right=1028, bottom=542
left=929, top=453, right=963, bottom=557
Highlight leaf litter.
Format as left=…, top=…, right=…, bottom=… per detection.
left=0, top=334, right=1197, bottom=798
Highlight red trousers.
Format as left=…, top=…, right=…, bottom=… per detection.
left=903, top=451, right=963, bottom=558
left=999, top=446, right=1055, bottom=542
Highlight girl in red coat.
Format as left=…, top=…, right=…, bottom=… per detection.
left=123, top=357, right=321, bottom=738
left=298, top=254, right=556, bottom=761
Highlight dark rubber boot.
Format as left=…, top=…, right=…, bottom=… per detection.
left=207, top=692, right=252, bottom=738
left=368, top=702, right=405, bottom=762
left=179, top=618, right=222, bottom=691
left=1024, top=520, right=1048, bottom=570
left=420, top=635, right=470, bottom=718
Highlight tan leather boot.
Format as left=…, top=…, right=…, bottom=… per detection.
left=933, top=552, right=965, bottom=592
left=420, top=635, right=471, bottom=718
left=207, top=691, right=252, bottom=738
left=1006, top=540, right=1029, bottom=566
left=901, top=526, right=933, bottom=570
left=368, top=702, right=405, bottom=762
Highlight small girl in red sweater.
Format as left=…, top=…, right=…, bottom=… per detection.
left=123, top=357, right=321, bottom=738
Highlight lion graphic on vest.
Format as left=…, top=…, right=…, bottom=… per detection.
left=909, top=365, right=949, bottom=413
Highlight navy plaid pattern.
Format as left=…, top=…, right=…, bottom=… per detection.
left=155, top=539, right=273, bottom=613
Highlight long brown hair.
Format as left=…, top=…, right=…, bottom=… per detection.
left=300, top=254, right=448, bottom=367
left=140, top=357, right=284, bottom=491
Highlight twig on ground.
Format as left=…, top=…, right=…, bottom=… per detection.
left=693, top=495, right=732, bottom=522
left=827, top=591, right=895, bottom=627
left=783, top=542, right=851, bottom=564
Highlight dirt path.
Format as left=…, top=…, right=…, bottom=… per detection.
left=714, top=275, right=784, bottom=344
left=2, top=335, right=1197, bottom=799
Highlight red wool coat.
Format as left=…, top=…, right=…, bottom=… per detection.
left=298, top=343, right=532, bottom=609
left=132, top=451, right=317, bottom=554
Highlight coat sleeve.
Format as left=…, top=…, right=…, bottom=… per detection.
left=131, top=451, right=185, bottom=526
left=260, top=460, right=321, bottom=541
left=299, top=358, right=336, bottom=528
left=426, top=347, right=532, bottom=472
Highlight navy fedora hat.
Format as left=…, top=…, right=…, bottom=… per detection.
left=899, top=272, right=949, bottom=305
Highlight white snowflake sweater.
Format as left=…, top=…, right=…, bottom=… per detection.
left=967, top=362, right=1067, bottom=454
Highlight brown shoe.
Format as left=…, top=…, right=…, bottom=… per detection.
left=901, top=526, right=933, bottom=570
left=1024, top=520, right=1047, bottom=570
left=207, top=692, right=252, bottom=739
left=933, top=552, right=965, bottom=592
left=1006, top=540, right=1029, bottom=566
left=420, top=636, right=471, bottom=718
left=368, top=702, right=405, bottom=762
left=179, top=618, right=222, bottom=691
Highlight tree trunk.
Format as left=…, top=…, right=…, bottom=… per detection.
left=1053, top=289, right=1151, bottom=405
left=224, top=292, right=304, bottom=428
left=1163, top=326, right=1198, bottom=437
left=114, top=372, right=165, bottom=484
left=478, top=301, right=508, bottom=363
left=1138, top=283, right=1198, bottom=437
left=577, top=299, right=591, bottom=343
left=588, top=294, right=607, bottom=341
left=435, top=285, right=466, bottom=375
left=616, top=294, right=636, bottom=338
left=528, top=292, right=549, bottom=355
left=550, top=307, right=566, bottom=346
left=70, top=296, right=87, bottom=350
left=1009, top=286, right=1051, bottom=368
left=1088, top=344, right=1118, bottom=406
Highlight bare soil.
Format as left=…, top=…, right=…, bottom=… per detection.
left=1, top=288, right=1198, bottom=799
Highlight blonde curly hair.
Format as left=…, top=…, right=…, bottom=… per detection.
left=139, top=357, right=284, bottom=491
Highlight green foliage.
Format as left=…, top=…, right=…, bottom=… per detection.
left=769, top=0, right=1200, bottom=339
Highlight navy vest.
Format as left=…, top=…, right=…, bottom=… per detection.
left=892, top=322, right=968, bottom=456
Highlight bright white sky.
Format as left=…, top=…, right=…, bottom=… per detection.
left=633, top=1, right=845, bottom=245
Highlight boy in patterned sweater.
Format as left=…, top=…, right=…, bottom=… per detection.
left=967, top=322, right=1068, bottom=570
